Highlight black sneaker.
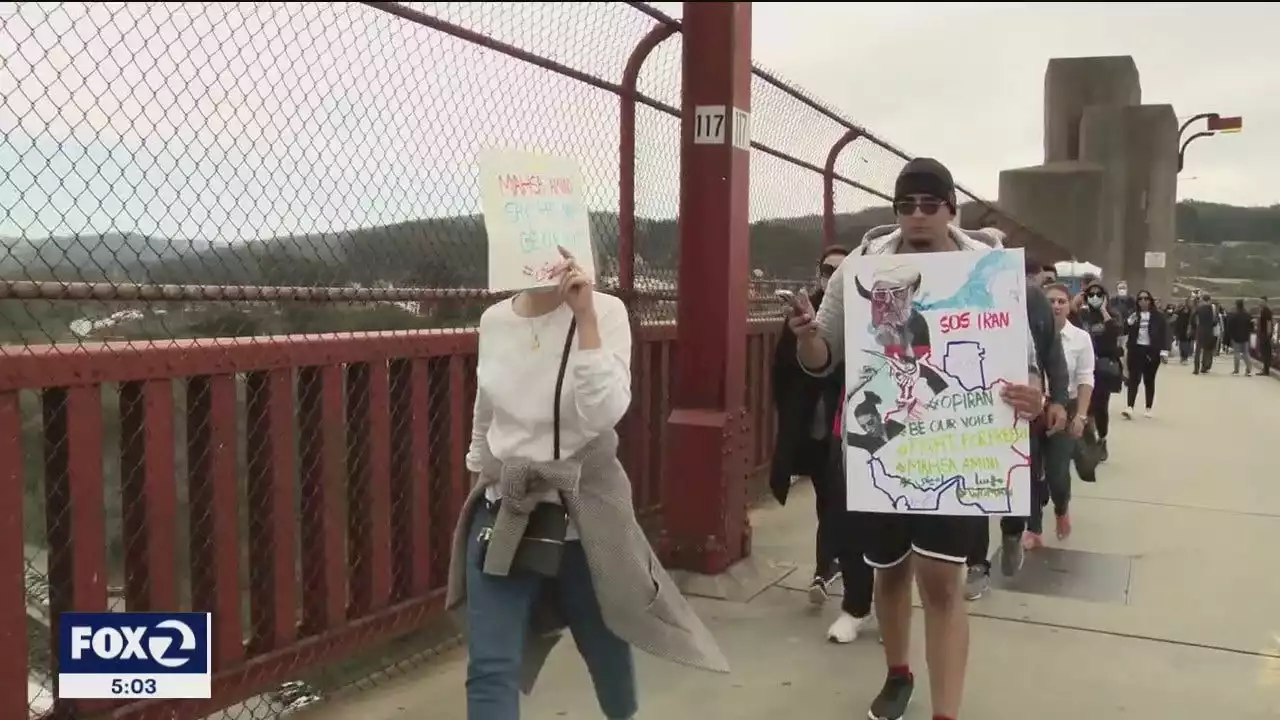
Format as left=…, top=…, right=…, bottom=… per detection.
left=1098, top=438, right=1108, bottom=463
left=867, top=672, right=914, bottom=720
left=807, top=572, right=835, bottom=606
left=999, top=532, right=1024, bottom=577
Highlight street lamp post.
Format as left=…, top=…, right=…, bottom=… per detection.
left=1178, top=113, right=1242, bottom=173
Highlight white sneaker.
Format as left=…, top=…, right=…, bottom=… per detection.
left=826, top=612, right=870, bottom=644
left=1121, top=407, right=1134, bottom=419
left=1143, top=409, right=1153, bottom=419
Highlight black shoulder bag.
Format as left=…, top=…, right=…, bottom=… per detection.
left=477, top=318, right=576, bottom=578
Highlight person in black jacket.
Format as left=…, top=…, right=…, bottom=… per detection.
left=1259, top=297, right=1274, bottom=376
left=964, top=257, right=1069, bottom=600
left=1172, top=298, right=1194, bottom=364
left=1226, top=299, right=1254, bottom=376
left=1122, top=289, right=1169, bottom=418
left=769, top=245, right=849, bottom=601
left=1076, top=282, right=1123, bottom=459
left=1191, top=294, right=1219, bottom=374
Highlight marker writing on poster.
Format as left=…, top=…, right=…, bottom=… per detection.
left=496, top=173, right=586, bottom=257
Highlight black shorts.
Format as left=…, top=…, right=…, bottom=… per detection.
left=861, top=512, right=985, bottom=568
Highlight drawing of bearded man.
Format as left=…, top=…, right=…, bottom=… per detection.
left=856, top=263, right=932, bottom=361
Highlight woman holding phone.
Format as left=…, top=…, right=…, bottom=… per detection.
left=770, top=246, right=852, bottom=610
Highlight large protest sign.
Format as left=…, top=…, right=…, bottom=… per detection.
left=842, top=249, right=1032, bottom=516
left=477, top=148, right=595, bottom=291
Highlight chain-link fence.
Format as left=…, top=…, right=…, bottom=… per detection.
left=1, top=2, right=1053, bottom=718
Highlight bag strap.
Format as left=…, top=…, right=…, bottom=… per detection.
left=553, top=317, right=578, bottom=460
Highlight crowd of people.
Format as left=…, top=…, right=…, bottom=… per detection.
left=1167, top=291, right=1275, bottom=377
left=766, top=158, right=1277, bottom=719
left=449, top=156, right=1276, bottom=720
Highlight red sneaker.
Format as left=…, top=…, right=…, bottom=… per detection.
left=1021, top=531, right=1044, bottom=550
left=1056, top=513, right=1072, bottom=540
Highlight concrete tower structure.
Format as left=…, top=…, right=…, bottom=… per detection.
left=999, top=162, right=1106, bottom=267
left=998, top=55, right=1178, bottom=299
left=1079, top=104, right=1179, bottom=295
left=1044, top=56, right=1142, bottom=164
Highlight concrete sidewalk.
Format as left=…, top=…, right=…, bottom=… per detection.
left=300, top=361, right=1280, bottom=719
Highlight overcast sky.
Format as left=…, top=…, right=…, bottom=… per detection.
left=729, top=1, right=1274, bottom=207
left=1, top=1, right=1274, bottom=244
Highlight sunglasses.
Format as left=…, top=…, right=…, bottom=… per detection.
left=1085, top=291, right=1106, bottom=299
left=819, top=263, right=838, bottom=278
left=1137, top=296, right=1152, bottom=302
left=871, top=287, right=910, bottom=303
left=894, top=199, right=946, bottom=216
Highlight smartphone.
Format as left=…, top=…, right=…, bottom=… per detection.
left=775, top=289, right=809, bottom=317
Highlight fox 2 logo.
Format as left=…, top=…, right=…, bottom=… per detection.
left=58, top=612, right=212, bottom=700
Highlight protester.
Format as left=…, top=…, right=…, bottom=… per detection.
left=1215, top=303, right=1229, bottom=356
left=1024, top=284, right=1094, bottom=548
left=1122, top=290, right=1169, bottom=418
left=788, top=158, right=1046, bottom=720
left=1075, top=281, right=1123, bottom=461
left=1259, top=297, right=1274, bottom=376
left=965, top=256, right=1068, bottom=600
left=1172, top=298, right=1195, bottom=364
left=1109, top=281, right=1136, bottom=320
left=818, top=397, right=876, bottom=643
left=1226, top=299, right=1254, bottom=376
left=769, top=245, right=850, bottom=604
left=1192, top=293, right=1219, bottom=374
left=449, top=247, right=728, bottom=720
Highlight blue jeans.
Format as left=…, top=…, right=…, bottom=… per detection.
left=466, top=505, right=637, bottom=720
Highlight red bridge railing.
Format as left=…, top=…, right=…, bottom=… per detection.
left=1, top=322, right=782, bottom=718
left=0, top=2, right=1052, bottom=718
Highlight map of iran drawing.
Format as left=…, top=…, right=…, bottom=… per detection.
left=842, top=248, right=1032, bottom=516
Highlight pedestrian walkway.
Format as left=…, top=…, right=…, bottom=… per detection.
left=298, top=362, right=1280, bottom=719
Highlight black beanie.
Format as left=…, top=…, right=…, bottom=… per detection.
left=894, top=157, right=957, bottom=209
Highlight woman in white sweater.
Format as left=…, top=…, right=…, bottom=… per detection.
left=447, top=247, right=727, bottom=720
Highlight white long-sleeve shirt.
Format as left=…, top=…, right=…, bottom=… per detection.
left=1060, top=321, right=1095, bottom=400
left=466, top=292, right=633, bottom=538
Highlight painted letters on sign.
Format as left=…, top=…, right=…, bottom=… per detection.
left=478, top=148, right=596, bottom=291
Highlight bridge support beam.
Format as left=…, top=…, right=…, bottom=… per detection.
left=1080, top=104, right=1179, bottom=298
left=999, top=162, right=1105, bottom=264
left=660, top=1, right=753, bottom=576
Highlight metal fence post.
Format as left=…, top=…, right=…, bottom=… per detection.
left=619, top=23, right=678, bottom=297
left=658, top=1, right=752, bottom=575
left=822, top=129, right=861, bottom=249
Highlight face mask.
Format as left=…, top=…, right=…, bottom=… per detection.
left=1086, top=296, right=1104, bottom=309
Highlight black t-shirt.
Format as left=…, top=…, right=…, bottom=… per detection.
left=1077, top=309, right=1121, bottom=359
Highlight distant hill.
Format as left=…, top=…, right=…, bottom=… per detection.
left=1176, top=200, right=1280, bottom=246
left=2, top=199, right=1277, bottom=291
left=0, top=231, right=211, bottom=282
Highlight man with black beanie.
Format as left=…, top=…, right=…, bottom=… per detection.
left=786, top=158, right=1048, bottom=720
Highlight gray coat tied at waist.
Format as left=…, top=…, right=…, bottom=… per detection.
left=446, top=429, right=730, bottom=692
left=479, top=458, right=580, bottom=577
